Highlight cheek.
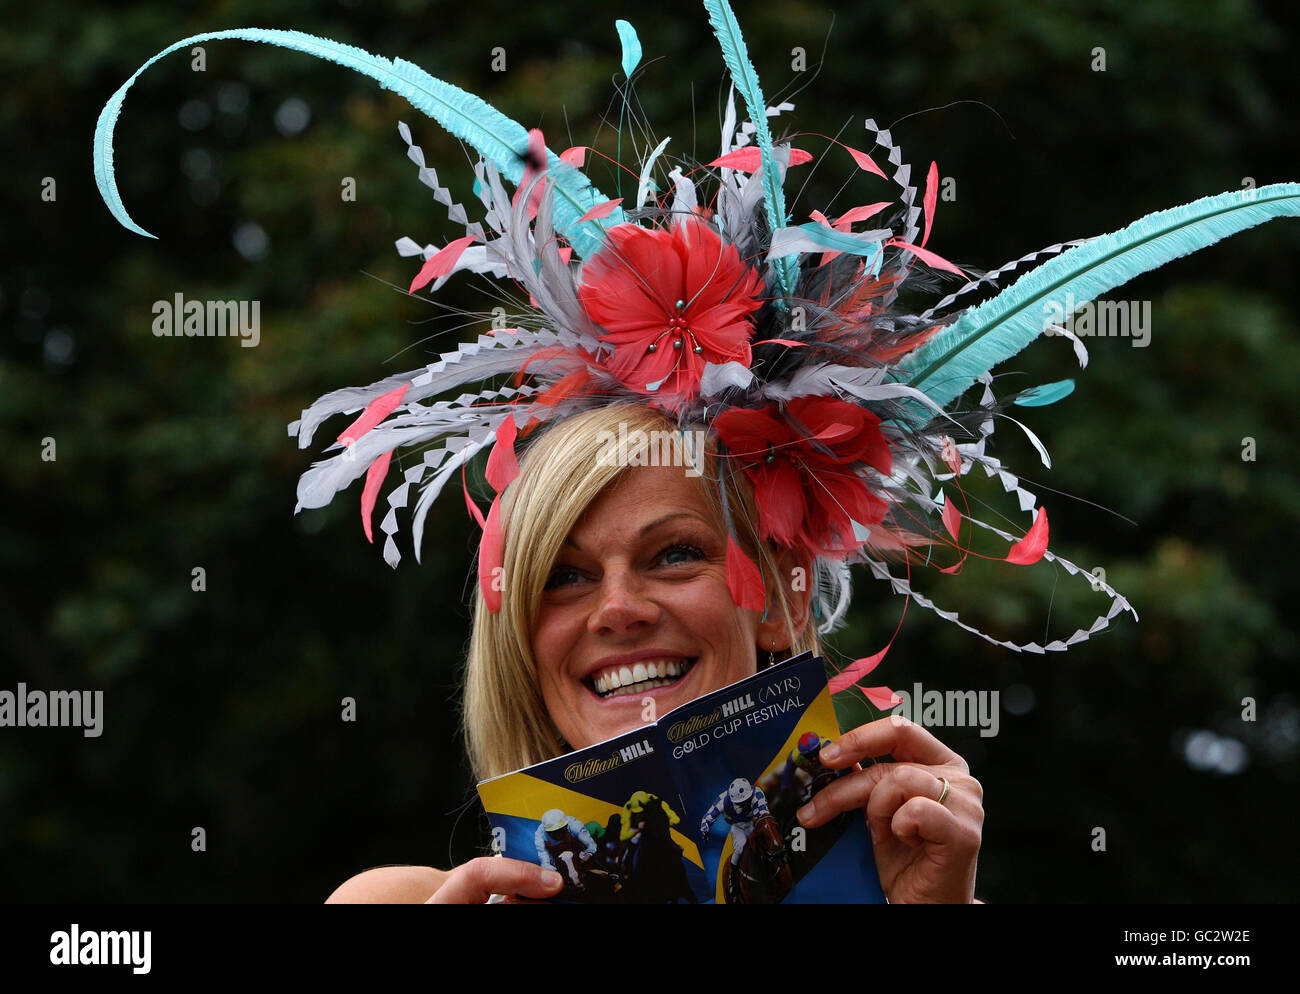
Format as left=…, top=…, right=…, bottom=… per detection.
left=530, top=608, right=575, bottom=677
left=530, top=601, right=602, bottom=700
left=684, top=582, right=759, bottom=651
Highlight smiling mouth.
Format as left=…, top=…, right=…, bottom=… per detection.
left=587, top=658, right=698, bottom=699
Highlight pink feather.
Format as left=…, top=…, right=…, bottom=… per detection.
left=578, top=198, right=624, bottom=223
left=725, top=536, right=766, bottom=612
left=337, top=383, right=410, bottom=447
left=840, top=143, right=889, bottom=180
left=1005, top=507, right=1050, bottom=565
left=922, top=161, right=939, bottom=247
left=478, top=494, right=505, bottom=612
left=360, top=450, right=393, bottom=544
left=485, top=416, right=520, bottom=493
left=861, top=686, right=902, bottom=710
left=707, top=147, right=813, bottom=171
left=835, top=202, right=893, bottom=227
left=827, top=645, right=889, bottom=693
left=462, top=462, right=486, bottom=528
left=409, top=235, right=479, bottom=294
left=560, top=146, right=588, bottom=167
left=886, top=239, right=966, bottom=277
left=941, top=496, right=961, bottom=541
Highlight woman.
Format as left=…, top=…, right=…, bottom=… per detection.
left=91, top=2, right=1294, bottom=908
left=326, top=402, right=984, bottom=903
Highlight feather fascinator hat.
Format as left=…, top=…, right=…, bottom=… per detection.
left=93, top=3, right=1300, bottom=701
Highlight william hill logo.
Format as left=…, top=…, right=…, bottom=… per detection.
left=721, top=692, right=754, bottom=717
left=666, top=707, right=722, bottom=743
left=619, top=738, right=654, bottom=762
left=564, top=738, right=654, bottom=783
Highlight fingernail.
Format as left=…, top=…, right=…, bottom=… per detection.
left=541, top=870, right=562, bottom=887
left=869, top=823, right=881, bottom=844
left=821, top=742, right=839, bottom=761
left=797, top=803, right=812, bottom=825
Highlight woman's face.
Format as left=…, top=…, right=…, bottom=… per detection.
left=531, top=464, right=769, bottom=750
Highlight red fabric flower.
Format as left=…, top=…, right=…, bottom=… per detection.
left=713, top=396, right=893, bottom=557
left=577, top=218, right=763, bottom=404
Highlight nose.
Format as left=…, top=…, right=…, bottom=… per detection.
left=588, top=566, right=661, bottom=636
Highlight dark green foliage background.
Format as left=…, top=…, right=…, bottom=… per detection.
left=2, top=0, right=1296, bottom=901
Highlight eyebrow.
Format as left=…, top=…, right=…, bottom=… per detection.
left=563, top=512, right=706, bottom=553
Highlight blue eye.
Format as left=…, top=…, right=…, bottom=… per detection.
left=543, top=566, right=583, bottom=590
left=661, top=542, right=705, bottom=565
left=543, top=541, right=707, bottom=591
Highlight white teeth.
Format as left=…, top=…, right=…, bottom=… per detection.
left=591, top=658, right=696, bottom=698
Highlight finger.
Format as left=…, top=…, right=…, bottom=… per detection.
left=891, top=795, right=981, bottom=858
left=818, top=715, right=966, bottom=771
left=797, top=761, right=944, bottom=830
left=866, top=767, right=964, bottom=845
left=428, top=857, right=563, bottom=904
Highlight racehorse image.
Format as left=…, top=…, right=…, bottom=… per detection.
left=575, top=812, right=630, bottom=904
left=726, top=813, right=792, bottom=904
left=618, top=792, right=699, bottom=904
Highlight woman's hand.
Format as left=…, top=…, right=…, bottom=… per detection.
left=425, top=856, right=564, bottom=904
left=796, top=715, right=983, bottom=904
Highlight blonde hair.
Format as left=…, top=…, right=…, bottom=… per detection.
left=462, top=401, right=822, bottom=782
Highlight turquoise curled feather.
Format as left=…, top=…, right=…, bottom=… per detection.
left=92, top=27, right=623, bottom=258
left=1013, top=379, right=1075, bottom=407
left=892, top=183, right=1300, bottom=423
left=702, top=0, right=797, bottom=301
left=615, top=19, right=642, bottom=79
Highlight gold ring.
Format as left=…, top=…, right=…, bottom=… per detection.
left=936, top=776, right=950, bottom=805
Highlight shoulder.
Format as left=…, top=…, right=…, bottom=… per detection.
left=325, top=864, right=449, bottom=904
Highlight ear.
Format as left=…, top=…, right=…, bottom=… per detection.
left=756, top=545, right=813, bottom=652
